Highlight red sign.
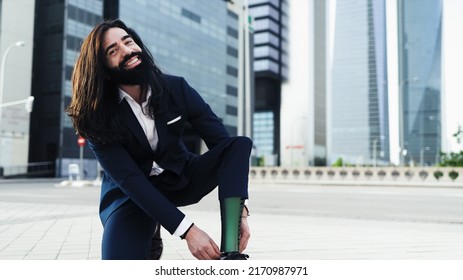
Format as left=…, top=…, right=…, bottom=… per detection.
left=285, top=145, right=304, bottom=149
left=77, top=136, right=86, bottom=147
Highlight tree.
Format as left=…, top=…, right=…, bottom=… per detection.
left=439, top=126, right=463, bottom=167
left=438, top=151, right=463, bottom=167
left=332, top=157, right=344, bottom=167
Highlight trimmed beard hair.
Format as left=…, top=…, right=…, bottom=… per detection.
left=105, top=51, right=149, bottom=85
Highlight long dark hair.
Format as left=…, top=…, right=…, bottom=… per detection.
left=66, top=19, right=167, bottom=144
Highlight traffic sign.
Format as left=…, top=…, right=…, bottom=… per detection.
left=77, top=136, right=86, bottom=147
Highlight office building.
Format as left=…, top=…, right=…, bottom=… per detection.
left=329, top=0, right=390, bottom=166
left=249, top=0, right=287, bottom=166
left=29, top=0, right=104, bottom=177
left=280, top=0, right=328, bottom=167
left=0, top=0, right=35, bottom=176
left=398, top=0, right=442, bottom=166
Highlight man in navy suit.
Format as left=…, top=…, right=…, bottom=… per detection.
left=66, top=19, right=252, bottom=260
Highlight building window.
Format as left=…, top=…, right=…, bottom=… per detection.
left=181, top=8, right=201, bottom=24
left=249, top=4, right=279, bottom=21
left=226, top=85, right=238, bottom=96
left=67, top=35, right=82, bottom=51
left=253, top=18, right=280, bottom=34
left=227, top=65, right=238, bottom=77
left=227, top=46, right=238, bottom=58
left=254, top=45, right=279, bottom=60
left=65, top=65, right=74, bottom=81
left=249, top=0, right=280, bottom=7
left=254, top=32, right=279, bottom=47
left=254, top=59, right=279, bottom=73
left=253, top=111, right=275, bottom=157
left=227, top=10, right=238, bottom=20
left=227, top=26, right=239, bottom=39
left=68, top=4, right=100, bottom=25
left=226, top=105, right=238, bottom=116
left=225, top=125, right=237, bottom=136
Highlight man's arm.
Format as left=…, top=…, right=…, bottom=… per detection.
left=89, top=140, right=184, bottom=234
left=178, top=77, right=231, bottom=149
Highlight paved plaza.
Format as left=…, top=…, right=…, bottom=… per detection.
left=0, top=179, right=463, bottom=260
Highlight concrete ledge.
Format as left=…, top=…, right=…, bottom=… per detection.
left=0, top=178, right=63, bottom=184
left=250, top=166, right=463, bottom=187
left=250, top=179, right=463, bottom=188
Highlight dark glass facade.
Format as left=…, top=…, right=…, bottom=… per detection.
left=29, top=0, right=103, bottom=177
left=398, top=0, right=442, bottom=166
left=249, top=0, right=287, bottom=165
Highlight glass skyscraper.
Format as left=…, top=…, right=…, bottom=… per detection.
left=330, top=0, right=389, bottom=165
left=398, top=0, right=442, bottom=166
left=29, top=0, right=104, bottom=177
left=249, top=0, right=288, bottom=165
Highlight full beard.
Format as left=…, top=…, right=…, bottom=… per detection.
left=106, top=51, right=150, bottom=85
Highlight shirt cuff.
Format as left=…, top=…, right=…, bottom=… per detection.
left=173, top=217, right=194, bottom=237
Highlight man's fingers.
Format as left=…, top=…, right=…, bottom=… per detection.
left=239, top=218, right=251, bottom=252
left=211, top=240, right=221, bottom=256
left=196, top=240, right=220, bottom=260
left=239, top=232, right=249, bottom=252
left=240, top=235, right=249, bottom=252
left=202, top=239, right=220, bottom=259
left=185, top=225, right=221, bottom=260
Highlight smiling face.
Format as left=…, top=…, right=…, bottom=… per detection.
left=102, top=27, right=148, bottom=85
left=103, top=27, right=142, bottom=69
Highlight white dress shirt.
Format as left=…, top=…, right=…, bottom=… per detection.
left=118, top=87, right=193, bottom=237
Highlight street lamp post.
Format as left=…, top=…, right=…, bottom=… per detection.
left=0, top=96, right=35, bottom=111
left=401, top=148, right=408, bottom=165
left=0, top=41, right=26, bottom=133
left=420, top=146, right=430, bottom=166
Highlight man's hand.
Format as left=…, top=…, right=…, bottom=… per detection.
left=184, top=224, right=221, bottom=260
left=239, top=213, right=250, bottom=252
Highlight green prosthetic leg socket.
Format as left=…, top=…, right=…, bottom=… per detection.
left=220, top=197, right=245, bottom=253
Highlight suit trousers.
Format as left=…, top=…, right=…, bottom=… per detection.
left=101, top=136, right=252, bottom=259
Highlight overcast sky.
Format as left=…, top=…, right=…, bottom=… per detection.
left=442, top=0, right=463, bottom=152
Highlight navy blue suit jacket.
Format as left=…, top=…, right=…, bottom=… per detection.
left=88, top=75, right=230, bottom=234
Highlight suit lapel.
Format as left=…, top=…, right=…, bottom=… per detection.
left=120, top=99, right=153, bottom=153
left=154, top=112, right=168, bottom=153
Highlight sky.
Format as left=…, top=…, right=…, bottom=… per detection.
left=442, top=0, right=463, bottom=152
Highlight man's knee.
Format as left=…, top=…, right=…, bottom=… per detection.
left=232, top=136, right=253, bottom=152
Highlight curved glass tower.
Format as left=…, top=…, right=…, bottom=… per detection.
left=398, top=0, right=442, bottom=166
left=331, top=0, right=389, bottom=165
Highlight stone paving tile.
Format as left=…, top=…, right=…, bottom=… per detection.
left=1, top=197, right=463, bottom=260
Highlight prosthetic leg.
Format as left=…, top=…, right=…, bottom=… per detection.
left=220, top=197, right=249, bottom=260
